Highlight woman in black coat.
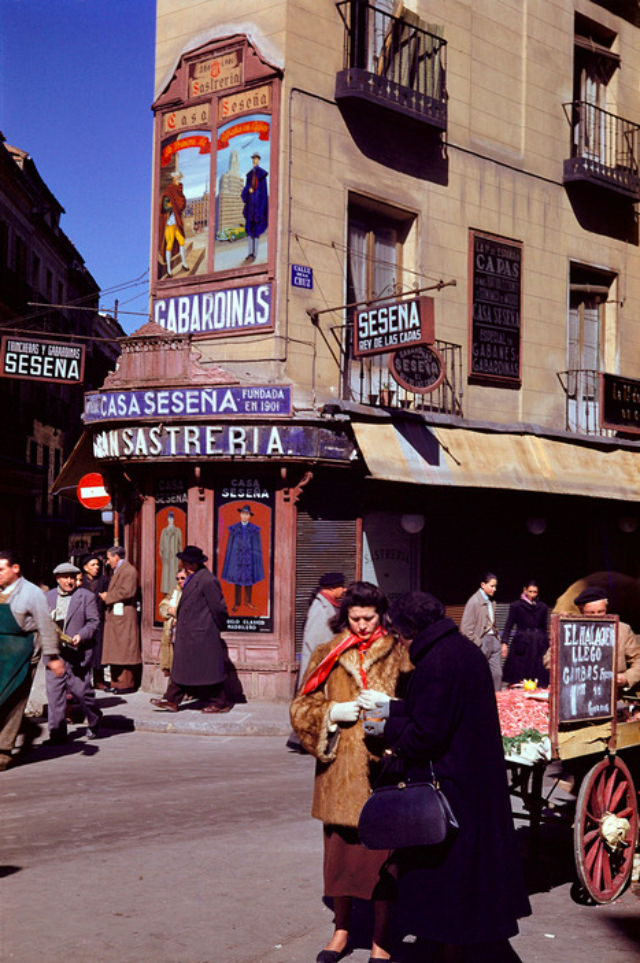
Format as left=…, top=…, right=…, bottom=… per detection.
left=378, top=592, right=530, bottom=961
left=502, top=579, right=549, bottom=686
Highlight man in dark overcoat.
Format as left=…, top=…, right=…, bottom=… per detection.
left=151, top=545, right=231, bottom=714
left=366, top=591, right=530, bottom=960
left=45, top=562, right=102, bottom=743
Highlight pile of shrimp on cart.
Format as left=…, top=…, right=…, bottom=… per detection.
left=496, top=613, right=640, bottom=904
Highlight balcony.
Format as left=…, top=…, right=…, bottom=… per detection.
left=562, top=101, right=640, bottom=200
left=557, top=369, right=613, bottom=437
left=335, top=1, right=447, bottom=131
left=330, top=323, right=463, bottom=416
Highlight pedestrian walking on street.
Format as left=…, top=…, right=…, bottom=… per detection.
left=460, top=571, right=502, bottom=690
left=298, top=572, right=346, bottom=680
left=151, top=545, right=232, bottom=713
left=0, top=549, right=64, bottom=770
left=158, top=569, right=185, bottom=676
left=370, top=591, right=531, bottom=962
left=45, top=562, right=102, bottom=744
left=502, top=579, right=550, bottom=686
left=99, top=546, right=141, bottom=693
left=80, top=552, right=109, bottom=690
left=290, top=581, right=411, bottom=963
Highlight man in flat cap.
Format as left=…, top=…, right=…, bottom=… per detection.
left=151, top=545, right=232, bottom=713
left=0, top=549, right=64, bottom=770
left=547, top=586, right=640, bottom=690
left=45, top=562, right=101, bottom=744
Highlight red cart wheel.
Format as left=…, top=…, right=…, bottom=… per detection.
left=574, top=756, right=638, bottom=903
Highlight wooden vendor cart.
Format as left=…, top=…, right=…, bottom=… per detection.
left=501, top=613, right=640, bottom=904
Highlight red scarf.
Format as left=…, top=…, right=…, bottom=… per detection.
left=301, top=625, right=386, bottom=695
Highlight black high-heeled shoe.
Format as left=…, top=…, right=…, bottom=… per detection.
left=316, top=944, right=352, bottom=963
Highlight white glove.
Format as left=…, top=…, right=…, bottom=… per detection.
left=329, top=701, right=360, bottom=724
left=357, top=689, right=391, bottom=713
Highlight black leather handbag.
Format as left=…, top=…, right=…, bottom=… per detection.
left=358, top=761, right=459, bottom=850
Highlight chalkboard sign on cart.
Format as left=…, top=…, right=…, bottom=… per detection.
left=550, top=615, right=618, bottom=726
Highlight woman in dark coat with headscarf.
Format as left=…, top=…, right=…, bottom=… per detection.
left=502, top=579, right=550, bottom=686
left=375, top=592, right=530, bottom=961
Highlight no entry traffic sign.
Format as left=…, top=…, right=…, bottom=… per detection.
left=77, top=472, right=111, bottom=510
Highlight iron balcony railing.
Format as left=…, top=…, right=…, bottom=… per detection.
left=562, top=101, right=640, bottom=199
left=556, top=369, right=615, bottom=437
left=331, top=322, right=463, bottom=416
left=335, top=1, right=447, bottom=129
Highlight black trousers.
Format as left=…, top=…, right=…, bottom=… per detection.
left=164, top=680, right=228, bottom=707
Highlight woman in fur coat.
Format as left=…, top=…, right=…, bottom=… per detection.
left=290, top=582, right=410, bottom=963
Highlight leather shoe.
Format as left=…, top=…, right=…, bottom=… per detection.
left=150, top=698, right=179, bottom=712
left=316, top=947, right=352, bottom=963
left=111, top=686, right=137, bottom=694
left=201, top=702, right=232, bottom=714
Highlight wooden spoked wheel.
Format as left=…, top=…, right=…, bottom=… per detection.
left=574, top=756, right=638, bottom=903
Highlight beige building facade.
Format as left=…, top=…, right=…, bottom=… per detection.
left=79, top=1, right=640, bottom=697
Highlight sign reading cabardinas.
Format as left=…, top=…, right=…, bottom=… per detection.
left=92, top=424, right=355, bottom=462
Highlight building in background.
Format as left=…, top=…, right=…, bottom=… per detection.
left=0, top=133, right=124, bottom=579
left=71, top=1, right=640, bottom=697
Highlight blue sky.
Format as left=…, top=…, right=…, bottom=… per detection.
left=0, top=0, right=156, bottom=333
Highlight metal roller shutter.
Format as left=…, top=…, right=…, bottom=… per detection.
left=294, top=512, right=358, bottom=657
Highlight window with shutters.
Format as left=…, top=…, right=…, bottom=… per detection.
left=564, top=263, right=617, bottom=434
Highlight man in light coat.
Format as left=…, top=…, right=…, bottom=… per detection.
left=45, top=562, right=101, bottom=744
left=460, top=572, right=502, bottom=690
left=99, top=546, right=141, bottom=693
left=298, top=572, right=346, bottom=680
left=0, top=549, right=64, bottom=770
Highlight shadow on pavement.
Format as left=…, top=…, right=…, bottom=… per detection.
left=0, top=866, right=21, bottom=879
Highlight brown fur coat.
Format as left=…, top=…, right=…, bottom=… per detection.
left=290, top=630, right=411, bottom=827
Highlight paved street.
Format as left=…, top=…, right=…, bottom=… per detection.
left=1, top=722, right=639, bottom=963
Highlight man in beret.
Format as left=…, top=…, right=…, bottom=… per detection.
left=151, top=545, right=232, bottom=713
left=45, top=563, right=101, bottom=744
left=546, top=586, right=640, bottom=690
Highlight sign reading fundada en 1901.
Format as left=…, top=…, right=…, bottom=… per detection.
left=354, top=296, right=434, bottom=358
left=0, top=336, right=85, bottom=384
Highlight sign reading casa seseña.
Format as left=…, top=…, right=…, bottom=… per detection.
left=92, top=424, right=355, bottom=462
left=1, top=337, right=85, bottom=384
left=84, top=385, right=292, bottom=423
left=354, top=296, right=434, bottom=358
left=153, top=282, right=273, bottom=335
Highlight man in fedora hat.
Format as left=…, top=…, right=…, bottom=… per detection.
left=221, top=505, right=265, bottom=613
left=45, top=562, right=101, bottom=744
left=151, top=545, right=232, bottom=713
